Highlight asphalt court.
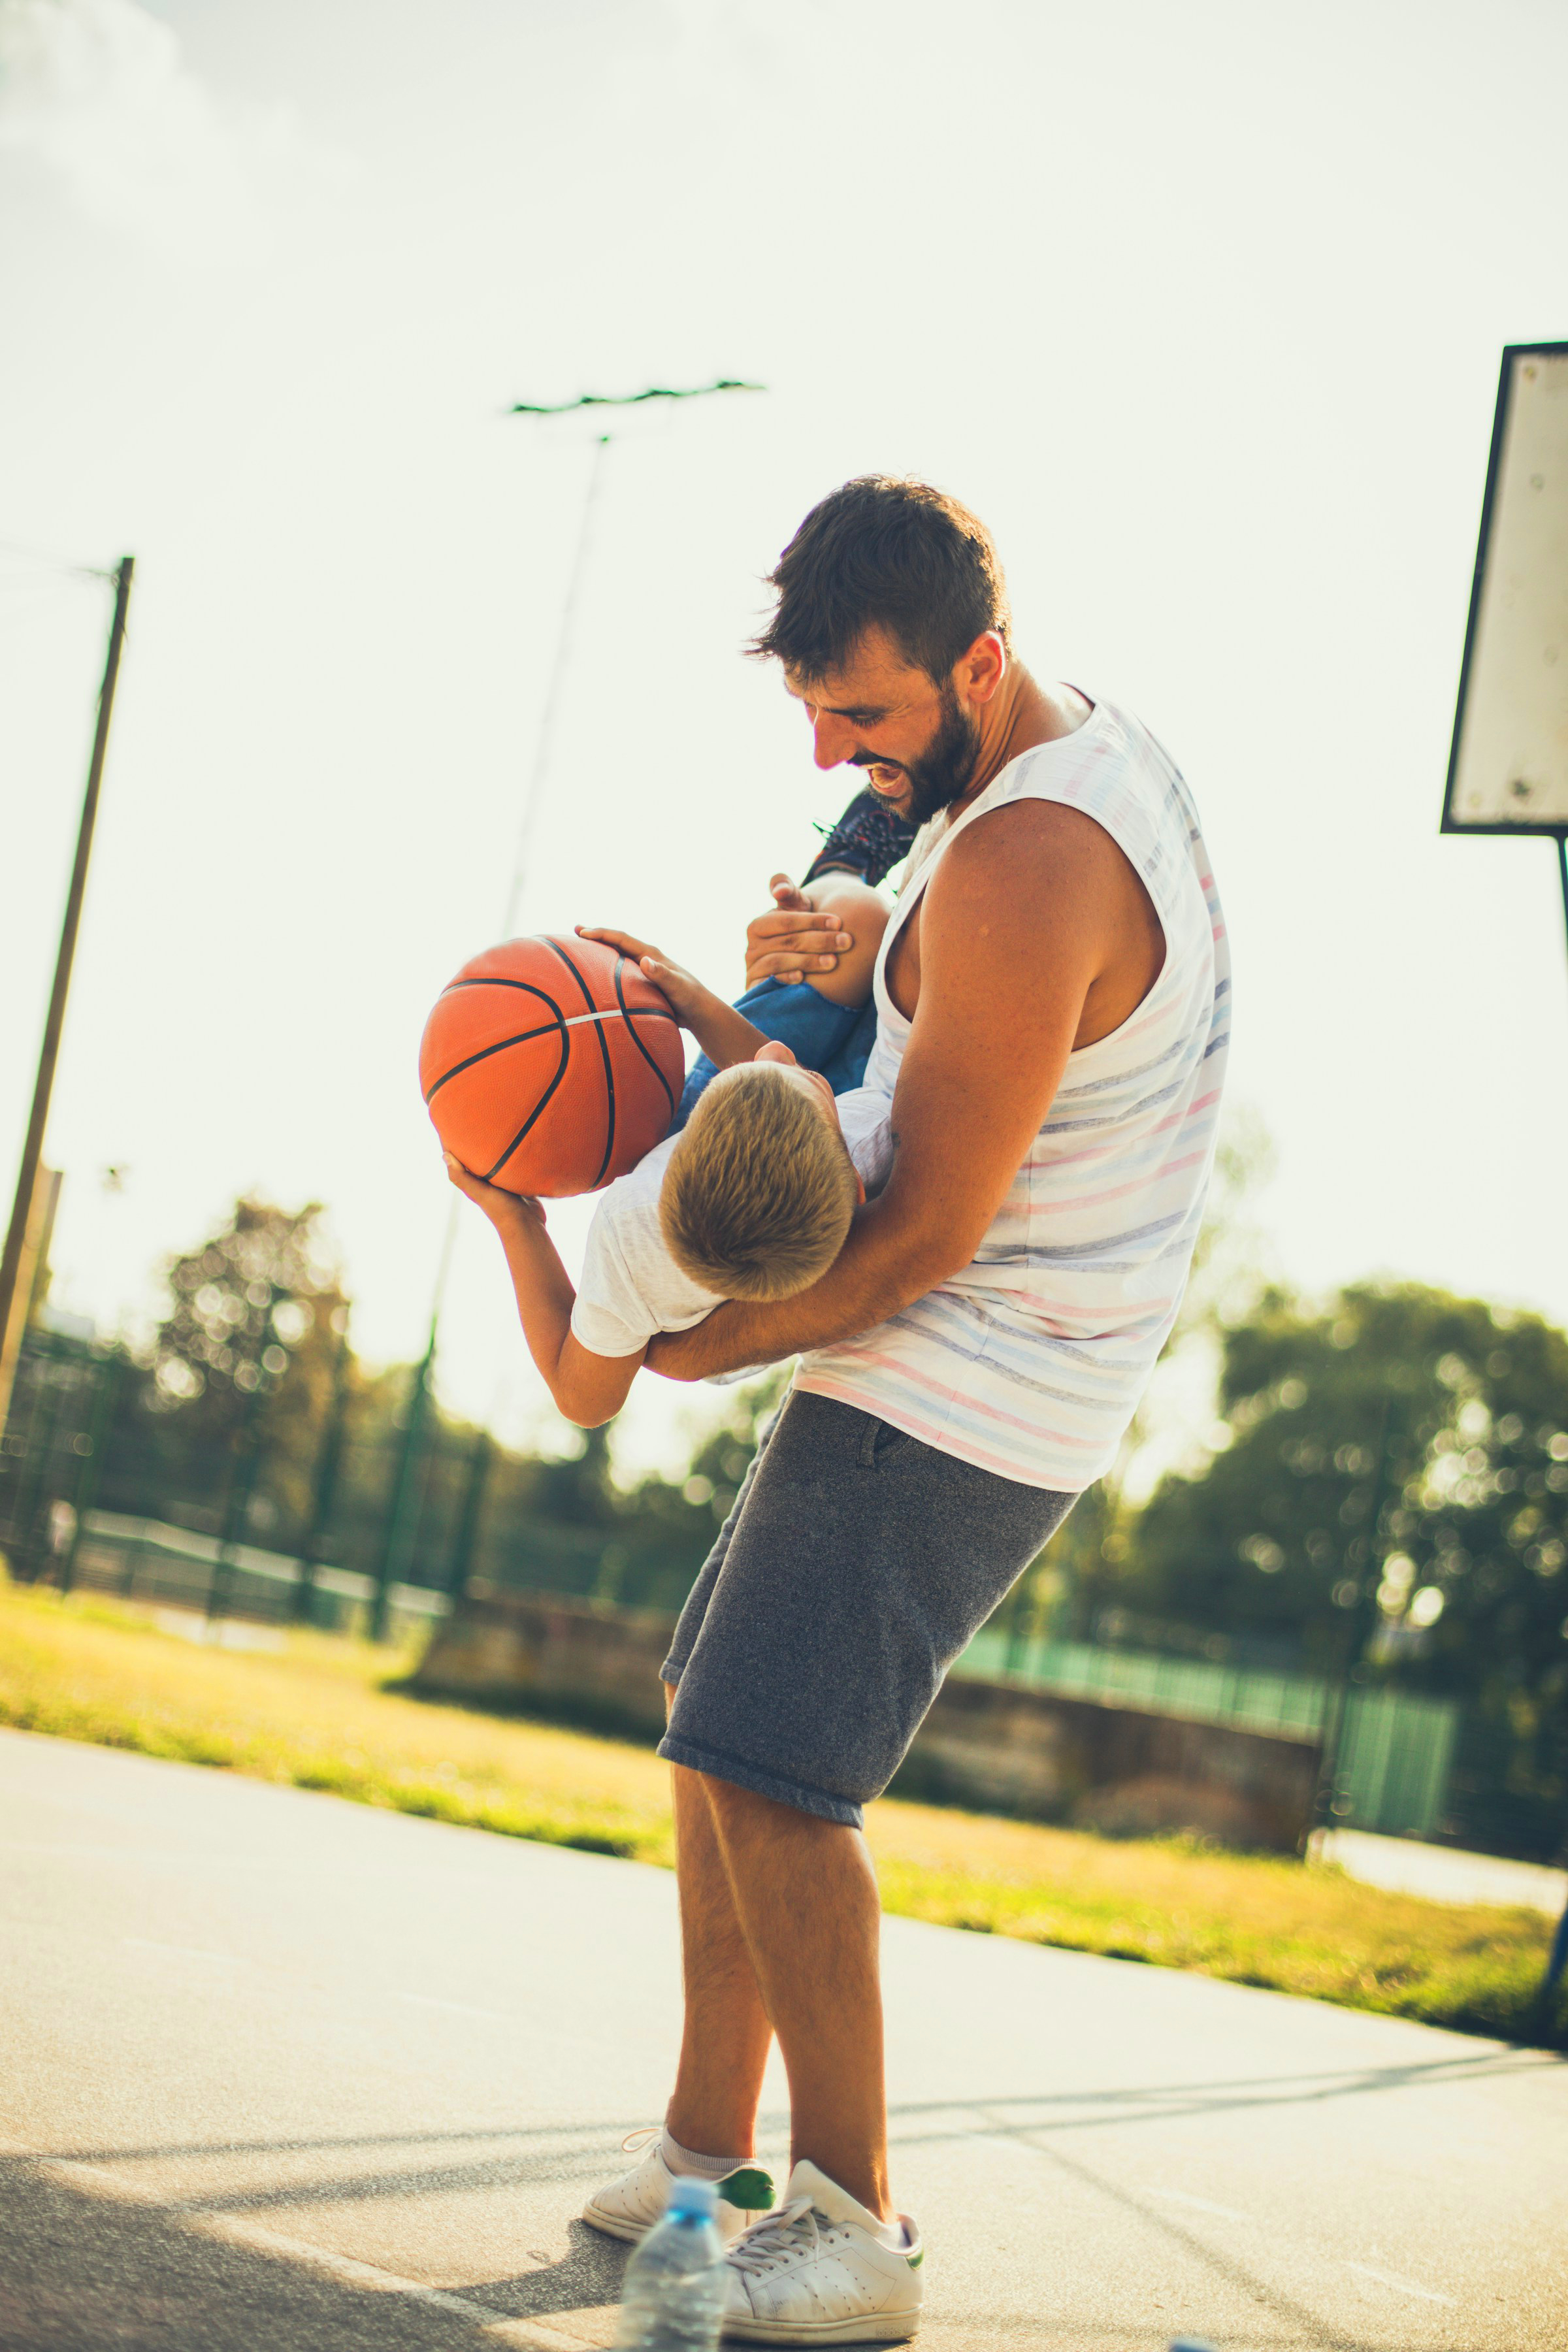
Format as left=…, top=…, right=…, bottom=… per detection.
left=1, top=1727, right=1563, bottom=2351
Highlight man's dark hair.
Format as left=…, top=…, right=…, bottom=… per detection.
left=750, top=476, right=1011, bottom=686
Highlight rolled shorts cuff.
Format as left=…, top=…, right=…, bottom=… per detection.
left=655, top=1731, right=865, bottom=1830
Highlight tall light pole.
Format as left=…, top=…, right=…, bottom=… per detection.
left=369, top=379, right=762, bottom=1622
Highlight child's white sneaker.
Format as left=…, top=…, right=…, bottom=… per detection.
left=721, top=2160, right=923, bottom=2342
left=583, top=2129, right=776, bottom=2246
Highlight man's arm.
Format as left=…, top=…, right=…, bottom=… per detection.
left=644, top=800, right=1149, bottom=1380
left=444, top=1157, right=642, bottom=1426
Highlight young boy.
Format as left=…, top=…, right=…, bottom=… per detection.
left=444, top=864, right=898, bottom=1428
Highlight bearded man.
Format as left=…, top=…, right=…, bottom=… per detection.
left=583, top=477, right=1231, bottom=2342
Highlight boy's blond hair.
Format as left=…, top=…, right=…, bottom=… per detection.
left=659, top=1064, right=857, bottom=1303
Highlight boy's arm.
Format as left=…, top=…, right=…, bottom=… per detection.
left=444, top=1157, right=642, bottom=1428
left=574, top=925, right=841, bottom=1068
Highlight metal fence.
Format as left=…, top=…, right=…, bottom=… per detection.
left=65, top=1510, right=449, bottom=1644
left=955, top=1628, right=1460, bottom=1840
left=0, top=1327, right=718, bottom=1630
left=0, top=1330, right=504, bottom=1628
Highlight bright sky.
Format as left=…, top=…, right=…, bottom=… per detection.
left=3, top=0, right=1567, bottom=1478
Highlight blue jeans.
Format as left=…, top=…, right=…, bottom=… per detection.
left=674, top=981, right=876, bottom=1129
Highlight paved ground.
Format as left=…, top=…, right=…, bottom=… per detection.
left=1, top=1728, right=1563, bottom=2352
left=1316, top=1827, right=1567, bottom=1919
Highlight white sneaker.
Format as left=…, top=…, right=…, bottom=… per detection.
left=583, top=2129, right=776, bottom=2246
left=721, top=2160, right=923, bottom=2342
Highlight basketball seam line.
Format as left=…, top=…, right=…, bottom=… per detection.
left=424, top=1009, right=676, bottom=1106
left=613, top=951, right=677, bottom=1126
left=476, top=975, right=572, bottom=1184
left=423, top=1018, right=561, bottom=1103
left=542, top=937, right=617, bottom=1189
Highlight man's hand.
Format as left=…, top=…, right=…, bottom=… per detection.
left=745, top=875, right=855, bottom=988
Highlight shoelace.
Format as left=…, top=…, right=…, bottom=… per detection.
left=727, top=2196, right=827, bottom=2275
left=619, top=2125, right=661, bottom=2156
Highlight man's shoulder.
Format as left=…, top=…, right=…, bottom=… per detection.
left=930, top=791, right=1119, bottom=900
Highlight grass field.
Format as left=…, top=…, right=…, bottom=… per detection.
left=1, top=1576, right=1560, bottom=2050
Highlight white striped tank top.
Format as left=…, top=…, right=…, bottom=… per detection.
left=794, top=695, right=1231, bottom=1492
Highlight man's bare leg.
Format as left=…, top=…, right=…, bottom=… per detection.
left=665, top=1745, right=774, bottom=2158
left=702, top=1774, right=890, bottom=2220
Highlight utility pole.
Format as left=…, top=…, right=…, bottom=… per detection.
left=371, top=382, right=762, bottom=1613
left=0, top=556, right=135, bottom=1429
left=1303, top=1394, right=1401, bottom=1853
left=293, top=1311, right=353, bottom=1624
left=370, top=1307, right=438, bottom=1643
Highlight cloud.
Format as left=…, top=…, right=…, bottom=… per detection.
left=0, top=0, right=323, bottom=257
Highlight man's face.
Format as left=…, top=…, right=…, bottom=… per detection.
left=785, top=625, right=983, bottom=825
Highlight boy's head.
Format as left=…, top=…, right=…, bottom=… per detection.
left=659, top=1049, right=861, bottom=1303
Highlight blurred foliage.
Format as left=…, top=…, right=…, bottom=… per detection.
left=5, top=1195, right=779, bottom=1620
left=138, top=1199, right=350, bottom=1539
left=1120, top=1282, right=1568, bottom=1855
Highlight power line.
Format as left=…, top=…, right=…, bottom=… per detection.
left=508, top=379, right=763, bottom=416
left=0, top=537, right=118, bottom=581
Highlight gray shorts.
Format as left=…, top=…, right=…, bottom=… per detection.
left=658, top=1390, right=1075, bottom=1827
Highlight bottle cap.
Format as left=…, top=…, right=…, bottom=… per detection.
left=666, top=2174, right=718, bottom=2220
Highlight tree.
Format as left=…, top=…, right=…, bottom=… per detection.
left=1125, top=1281, right=1568, bottom=1846
left=140, top=1198, right=349, bottom=1542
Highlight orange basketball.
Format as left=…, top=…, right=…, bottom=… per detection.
left=420, top=934, right=685, bottom=1196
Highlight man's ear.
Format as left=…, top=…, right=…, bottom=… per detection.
left=853, top=1169, right=866, bottom=1205
left=956, top=630, right=1007, bottom=707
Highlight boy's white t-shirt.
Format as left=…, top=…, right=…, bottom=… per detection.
left=568, top=1089, right=895, bottom=1361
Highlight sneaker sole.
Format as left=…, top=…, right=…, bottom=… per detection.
left=721, top=2313, right=920, bottom=2344
left=583, top=2198, right=756, bottom=2249
left=580, top=2200, right=650, bottom=2244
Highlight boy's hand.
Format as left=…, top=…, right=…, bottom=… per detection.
left=443, top=1152, right=544, bottom=1232
left=576, top=926, right=719, bottom=1032
left=745, top=875, right=855, bottom=988
left=576, top=925, right=767, bottom=1073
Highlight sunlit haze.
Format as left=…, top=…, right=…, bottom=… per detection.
left=4, top=0, right=1567, bottom=1477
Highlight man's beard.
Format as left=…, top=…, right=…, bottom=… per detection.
left=858, top=683, right=981, bottom=826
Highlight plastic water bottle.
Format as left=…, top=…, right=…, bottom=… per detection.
left=614, top=2175, right=728, bottom=2352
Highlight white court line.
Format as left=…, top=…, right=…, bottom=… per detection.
left=1143, top=2186, right=1458, bottom=2309
left=0, top=2135, right=589, bottom=2349
left=1345, top=2261, right=1456, bottom=2307
left=1147, top=2186, right=1250, bottom=2222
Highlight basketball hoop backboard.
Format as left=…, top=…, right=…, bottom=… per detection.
left=1443, top=341, right=1568, bottom=837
